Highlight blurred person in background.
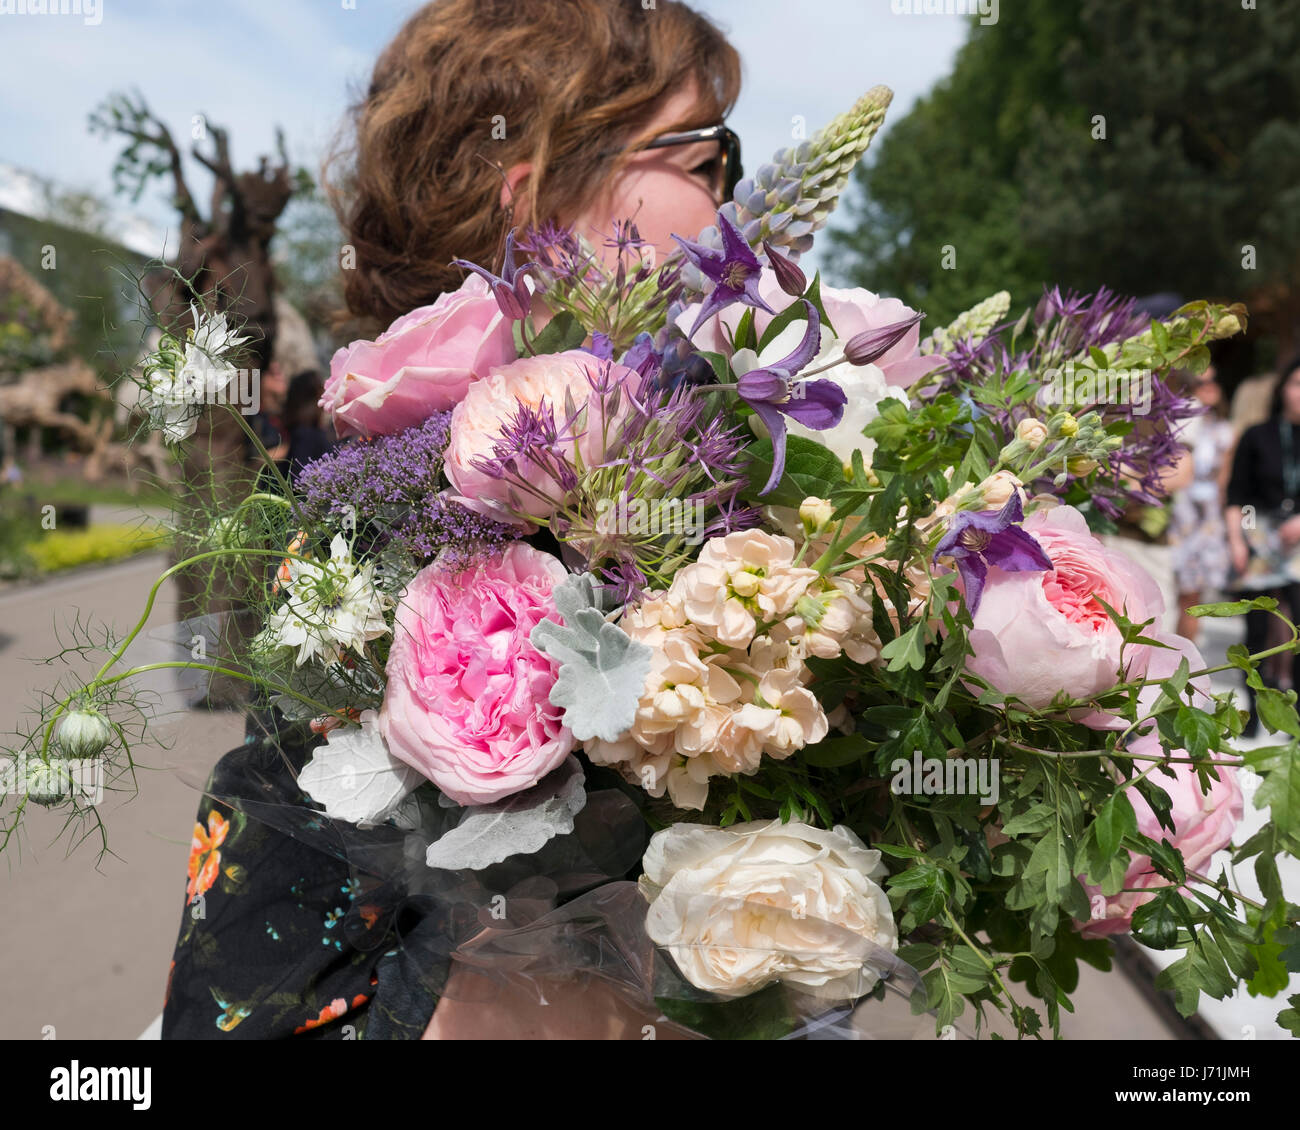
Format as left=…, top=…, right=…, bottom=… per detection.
left=281, top=368, right=331, bottom=482
left=1231, top=365, right=1279, bottom=432
left=248, top=360, right=289, bottom=467
left=1225, top=354, right=1300, bottom=733
left=1169, top=365, right=1236, bottom=642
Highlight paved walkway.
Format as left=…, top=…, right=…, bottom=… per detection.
left=0, top=554, right=242, bottom=1040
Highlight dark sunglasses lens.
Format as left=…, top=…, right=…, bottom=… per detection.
left=724, top=133, right=742, bottom=201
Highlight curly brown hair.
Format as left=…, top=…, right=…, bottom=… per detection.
left=327, top=0, right=741, bottom=331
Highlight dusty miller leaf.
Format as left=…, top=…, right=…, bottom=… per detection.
left=424, top=756, right=587, bottom=870
left=529, top=573, right=651, bottom=742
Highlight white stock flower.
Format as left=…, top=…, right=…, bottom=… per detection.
left=640, top=820, right=899, bottom=1000
left=265, top=534, right=390, bottom=665
left=298, top=710, right=420, bottom=825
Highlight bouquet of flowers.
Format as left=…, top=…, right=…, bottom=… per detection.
left=9, top=86, right=1299, bottom=1040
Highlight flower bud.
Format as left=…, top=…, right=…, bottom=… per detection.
left=795, top=592, right=827, bottom=628
left=1216, top=314, right=1242, bottom=337
left=843, top=311, right=924, bottom=367
left=978, top=470, right=1023, bottom=510
left=763, top=240, right=807, bottom=297
left=1066, top=456, right=1098, bottom=476
left=731, top=571, right=762, bottom=598
left=55, top=709, right=112, bottom=758
left=1052, top=412, right=1079, bottom=438
left=799, top=496, right=835, bottom=535
left=1015, top=417, right=1049, bottom=451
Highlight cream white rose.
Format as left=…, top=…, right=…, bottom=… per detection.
left=640, top=819, right=898, bottom=1000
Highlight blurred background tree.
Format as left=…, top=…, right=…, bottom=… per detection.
left=827, top=0, right=1300, bottom=381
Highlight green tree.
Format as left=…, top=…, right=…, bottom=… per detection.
left=828, top=0, right=1300, bottom=354
left=826, top=0, right=1077, bottom=327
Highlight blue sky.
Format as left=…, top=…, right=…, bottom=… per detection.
left=0, top=0, right=970, bottom=272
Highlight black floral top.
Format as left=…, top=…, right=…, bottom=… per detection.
left=161, top=713, right=449, bottom=1039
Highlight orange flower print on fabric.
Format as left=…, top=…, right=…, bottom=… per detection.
left=186, top=810, right=229, bottom=904
left=293, top=994, right=370, bottom=1035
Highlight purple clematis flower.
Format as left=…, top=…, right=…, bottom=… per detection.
left=736, top=300, right=847, bottom=495
left=453, top=231, right=533, bottom=320
left=674, top=212, right=775, bottom=339
left=932, top=492, right=1053, bottom=613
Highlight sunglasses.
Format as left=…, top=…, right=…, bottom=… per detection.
left=631, top=123, right=744, bottom=205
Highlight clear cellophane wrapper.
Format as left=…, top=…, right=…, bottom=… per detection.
left=174, top=704, right=962, bottom=1041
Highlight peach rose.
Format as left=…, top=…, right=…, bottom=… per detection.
left=443, top=350, right=634, bottom=523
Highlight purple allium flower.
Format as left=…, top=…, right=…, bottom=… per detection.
left=674, top=212, right=775, bottom=339
left=932, top=286, right=1202, bottom=519
left=294, top=414, right=517, bottom=568
left=932, top=493, right=1053, bottom=613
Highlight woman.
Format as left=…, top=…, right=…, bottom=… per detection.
left=1225, top=354, right=1300, bottom=733
left=161, top=0, right=742, bottom=1040
left=1170, top=366, right=1236, bottom=642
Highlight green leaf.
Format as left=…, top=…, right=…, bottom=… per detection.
left=741, top=435, right=846, bottom=508
left=733, top=307, right=758, bottom=353
left=879, top=623, right=927, bottom=672
left=1278, top=993, right=1300, bottom=1036
left=800, top=733, right=872, bottom=767
left=1243, top=741, right=1300, bottom=853
left=529, top=311, right=586, bottom=354
left=1173, top=706, right=1219, bottom=760
left=1187, top=599, right=1257, bottom=618
left=999, top=803, right=1057, bottom=838
left=1093, top=790, right=1138, bottom=858
left=1256, top=688, right=1300, bottom=738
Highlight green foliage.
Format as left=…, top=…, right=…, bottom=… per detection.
left=827, top=0, right=1300, bottom=347
left=24, top=523, right=168, bottom=573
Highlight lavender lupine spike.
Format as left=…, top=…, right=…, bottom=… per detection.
left=672, top=85, right=894, bottom=294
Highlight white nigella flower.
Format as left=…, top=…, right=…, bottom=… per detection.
left=265, top=534, right=390, bottom=666
left=733, top=319, right=908, bottom=470
left=141, top=305, right=250, bottom=444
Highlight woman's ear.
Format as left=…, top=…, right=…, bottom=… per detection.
left=501, top=163, right=532, bottom=215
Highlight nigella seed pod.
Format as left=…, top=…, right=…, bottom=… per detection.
left=763, top=240, right=807, bottom=297
left=55, top=709, right=113, bottom=758
left=843, top=311, right=924, bottom=366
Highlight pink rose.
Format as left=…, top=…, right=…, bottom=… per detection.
left=444, top=349, right=634, bottom=522
left=321, top=274, right=516, bottom=439
left=1077, top=736, right=1242, bottom=938
left=378, top=542, right=573, bottom=805
left=676, top=268, right=942, bottom=389
left=964, top=504, right=1211, bottom=714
